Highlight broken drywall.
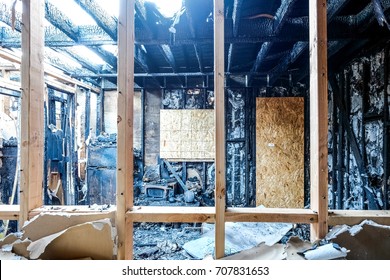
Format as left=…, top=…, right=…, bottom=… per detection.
left=328, top=48, right=390, bottom=210
left=0, top=213, right=116, bottom=260
left=27, top=218, right=114, bottom=260
left=326, top=219, right=390, bottom=259
left=302, top=243, right=348, bottom=260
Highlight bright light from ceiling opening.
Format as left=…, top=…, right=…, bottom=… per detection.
left=146, top=0, right=182, bottom=18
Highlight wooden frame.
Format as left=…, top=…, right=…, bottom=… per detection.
left=1, top=0, right=390, bottom=261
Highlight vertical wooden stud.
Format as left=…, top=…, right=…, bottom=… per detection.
left=309, top=0, right=329, bottom=241
left=214, top=0, right=226, bottom=259
left=117, top=0, right=135, bottom=260
left=19, top=0, right=45, bottom=227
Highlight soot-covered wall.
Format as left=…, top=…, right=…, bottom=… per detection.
left=328, top=47, right=390, bottom=210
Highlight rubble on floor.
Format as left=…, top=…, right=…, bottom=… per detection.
left=133, top=222, right=203, bottom=260
left=183, top=222, right=293, bottom=259
left=0, top=213, right=116, bottom=260
left=1, top=216, right=389, bottom=260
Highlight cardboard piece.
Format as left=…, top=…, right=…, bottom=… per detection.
left=326, top=220, right=390, bottom=260
left=303, top=243, right=348, bottom=260
left=183, top=222, right=292, bottom=259
left=0, top=233, right=21, bottom=248
left=22, top=212, right=114, bottom=241
left=27, top=218, right=114, bottom=260
left=222, top=243, right=286, bottom=260
left=11, top=239, right=31, bottom=259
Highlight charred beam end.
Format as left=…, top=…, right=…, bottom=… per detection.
left=75, top=0, right=118, bottom=41
left=0, top=3, right=22, bottom=31
left=135, top=45, right=150, bottom=73
left=183, top=0, right=203, bottom=72
left=249, top=0, right=297, bottom=85
left=160, top=44, right=177, bottom=72
left=57, top=48, right=102, bottom=73
left=194, top=44, right=203, bottom=72
left=184, top=0, right=196, bottom=38
left=269, top=41, right=307, bottom=85
left=135, top=0, right=152, bottom=35
left=44, top=0, right=79, bottom=41
left=232, top=0, right=243, bottom=37
left=273, top=0, right=298, bottom=35
left=227, top=43, right=234, bottom=73
left=356, top=0, right=390, bottom=31
left=327, top=0, right=353, bottom=21
left=90, top=46, right=117, bottom=70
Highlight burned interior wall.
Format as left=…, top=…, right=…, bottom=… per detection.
left=226, top=88, right=256, bottom=207
left=329, top=47, right=390, bottom=210
left=0, top=93, right=19, bottom=233
left=103, top=90, right=117, bottom=135
left=144, top=89, right=162, bottom=166
left=84, top=90, right=142, bottom=205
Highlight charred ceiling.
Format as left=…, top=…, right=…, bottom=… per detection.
left=0, top=0, right=389, bottom=88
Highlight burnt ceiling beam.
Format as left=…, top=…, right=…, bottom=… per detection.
left=268, top=0, right=362, bottom=86
left=44, top=0, right=117, bottom=73
left=249, top=0, right=297, bottom=84
left=0, top=10, right=367, bottom=47
left=184, top=0, right=203, bottom=72
left=160, top=44, right=177, bottom=72
left=135, top=0, right=152, bottom=33
left=56, top=47, right=103, bottom=74
left=232, top=0, right=243, bottom=37
left=227, top=44, right=234, bottom=73
left=356, top=0, right=390, bottom=32
left=74, top=0, right=118, bottom=40
left=43, top=49, right=100, bottom=86
left=269, top=41, right=307, bottom=85
left=44, top=0, right=79, bottom=41
left=227, top=0, right=243, bottom=72
left=1, top=25, right=114, bottom=48
left=296, top=0, right=390, bottom=84
left=327, top=0, right=352, bottom=21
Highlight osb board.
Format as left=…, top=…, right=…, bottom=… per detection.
left=256, top=97, right=304, bottom=208
left=160, top=109, right=215, bottom=161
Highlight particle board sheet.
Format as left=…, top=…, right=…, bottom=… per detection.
left=256, top=97, right=304, bottom=208
left=160, top=109, right=215, bottom=161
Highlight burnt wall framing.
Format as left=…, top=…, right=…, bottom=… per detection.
left=328, top=44, right=390, bottom=211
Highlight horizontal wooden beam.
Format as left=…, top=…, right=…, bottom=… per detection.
left=0, top=48, right=100, bottom=93
left=225, top=208, right=318, bottom=223
left=0, top=205, right=20, bottom=220
left=28, top=206, right=116, bottom=219
left=328, top=210, right=390, bottom=226
left=127, top=206, right=318, bottom=224
left=127, top=206, right=215, bottom=223
left=4, top=207, right=390, bottom=227
left=0, top=70, right=76, bottom=94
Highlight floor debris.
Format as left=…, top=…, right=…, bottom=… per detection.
left=183, top=222, right=293, bottom=259
left=222, top=243, right=286, bottom=260
left=302, top=243, right=348, bottom=260
left=0, top=214, right=116, bottom=260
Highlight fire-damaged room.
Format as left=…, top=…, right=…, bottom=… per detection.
left=0, top=0, right=390, bottom=260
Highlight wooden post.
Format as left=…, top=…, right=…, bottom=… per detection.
left=214, top=0, right=226, bottom=259
left=19, top=0, right=45, bottom=227
left=309, top=0, right=329, bottom=241
left=117, top=0, right=135, bottom=260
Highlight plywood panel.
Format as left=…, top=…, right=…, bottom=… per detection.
left=160, top=109, right=215, bottom=161
left=256, top=97, right=304, bottom=208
